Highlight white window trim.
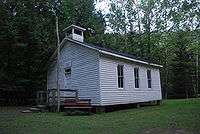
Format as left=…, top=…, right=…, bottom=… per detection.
left=134, top=67, right=140, bottom=89
left=147, top=69, right=152, bottom=89
left=64, top=61, right=72, bottom=78
left=117, top=64, right=124, bottom=89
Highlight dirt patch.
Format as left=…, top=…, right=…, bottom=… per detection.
left=0, top=106, right=27, bottom=113
left=0, top=107, right=26, bottom=122
left=143, top=128, right=193, bottom=134
left=0, top=107, right=32, bottom=119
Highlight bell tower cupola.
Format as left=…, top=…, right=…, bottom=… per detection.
left=63, top=25, right=86, bottom=42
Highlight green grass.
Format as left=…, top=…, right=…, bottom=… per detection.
left=0, top=98, right=200, bottom=134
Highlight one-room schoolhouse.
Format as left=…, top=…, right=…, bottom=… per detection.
left=47, top=25, right=162, bottom=109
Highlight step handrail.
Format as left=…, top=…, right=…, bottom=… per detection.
left=47, top=89, right=78, bottom=105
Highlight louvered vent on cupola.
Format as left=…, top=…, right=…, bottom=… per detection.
left=63, top=25, right=86, bottom=42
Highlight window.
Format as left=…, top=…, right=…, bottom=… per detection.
left=64, top=67, right=71, bottom=78
left=74, top=29, right=82, bottom=35
left=147, top=70, right=152, bottom=88
left=117, top=65, right=124, bottom=88
left=134, top=68, right=139, bottom=88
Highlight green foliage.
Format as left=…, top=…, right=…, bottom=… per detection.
left=0, top=0, right=105, bottom=93
left=106, top=0, right=200, bottom=98
left=60, top=0, right=105, bottom=43
left=0, top=0, right=55, bottom=91
left=0, top=0, right=199, bottom=100
left=170, top=31, right=194, bottom=98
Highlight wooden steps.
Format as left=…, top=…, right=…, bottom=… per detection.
left=47, top=89, right=92, bottom=114
left=64, top=99, right=91, bottom=108
left=64, top=99, right=92, bottom=115
left=64, top=106, right=92, bottom=109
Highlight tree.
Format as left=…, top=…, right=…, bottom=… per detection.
left=61, top=0, right=105, bottom=43
left=0, top=0, right=106, bottom=105
left=105, top=0, right=199, bottom=98
left=171, top=31, right=194, bottom=98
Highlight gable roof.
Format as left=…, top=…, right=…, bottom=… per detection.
left=50, top=38, right=163, bottom=68
left=63, top=25, right=86, bottom=32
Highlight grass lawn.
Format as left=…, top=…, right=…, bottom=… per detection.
left=0, top=98, right=200, bottom=134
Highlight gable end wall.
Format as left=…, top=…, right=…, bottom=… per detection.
left=47, top=41, right=101, bottom=106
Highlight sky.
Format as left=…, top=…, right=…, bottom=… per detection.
left=95, top=0, right=139, bottom=14
left=95, top=0, right=110, bottom=14
left=95, top=0, right=141, bottom=33
left=95, top=0, right=199, bottom=33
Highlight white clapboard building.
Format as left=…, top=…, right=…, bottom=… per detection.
left=47, top=25, right=162, bottom=108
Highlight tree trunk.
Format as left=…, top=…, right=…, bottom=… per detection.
left=56, top=16, right=60, bottom=112
left=196, top=54, right=199, bottom=97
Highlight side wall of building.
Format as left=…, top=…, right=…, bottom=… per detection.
left=47, top=41, right=101, bottom=105
left=99, top=55, right=162, bottom=106
left=47, top=62, right=57, bottom=90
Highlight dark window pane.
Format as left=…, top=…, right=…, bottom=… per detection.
left=118, top=78, right=120, bottom=88
left=117, top=65, right=124, bottom=88
left=148, top=80, right=151, bottom=88
left=147, top=70, right=151, bottom=79
left=121, top=78, right=123, bottom=88
left=134, top=68, right=136, bottom=77
left=134, top=68, right=139, bottom=88
left=64, top=68, right=71, bottom=77
left=135, top=80, right=137, bottom=88
left=135, top=79, right=139, bottom=88
left=117, top=65, right=120, bottom=76
left=121, top=66, right=123, bottom=76
left=74, top=29, right=82, bottom=35
left=147, top=70, right=151, bottom=88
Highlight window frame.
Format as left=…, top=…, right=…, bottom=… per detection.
left=134, top=68, right=140, bottom=88
left=74, top=28, right=82, bottom=36
left=147, top=70, right=152, bottom=88
left=117, top=64, right=124, bottom=89
left=64, top=62, right=72, bottom=78
left=64, top=67, right=71, bottom=78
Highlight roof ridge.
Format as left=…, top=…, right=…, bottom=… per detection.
left=49, top=38, right=163, bottom=68
left=81, top=41, right=160, bottom=65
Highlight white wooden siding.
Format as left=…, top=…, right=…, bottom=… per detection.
left=47, top=42, right=100, bottom=105
left=47, top=40, right=162, bottom=107
left=47, top=62, right=57, bottom=90
left=99, top=55, right=162, bottom=106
